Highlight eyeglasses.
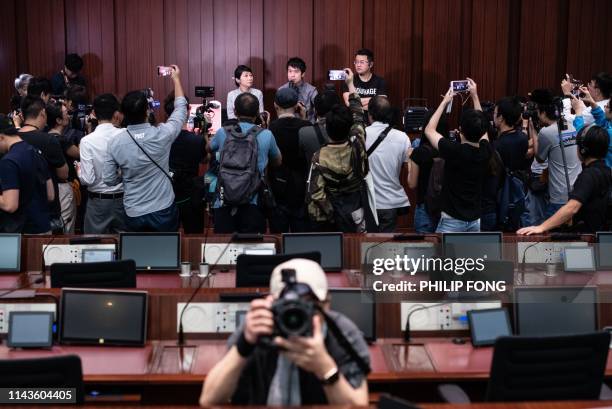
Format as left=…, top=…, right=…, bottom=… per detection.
left=353, top=60, right=369, bottom=66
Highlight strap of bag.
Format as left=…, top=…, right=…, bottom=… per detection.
left=366, top=125, right=393, bottom=156
left=126, top=129, right=173, bottom=183
left=313, top=123, right=326, bottom=146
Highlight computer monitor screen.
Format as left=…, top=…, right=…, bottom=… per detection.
left=82, top=249, right=115, bottom=263
left=563, top=247, right=595, bottom=271
left=282, top=233, right=343, bottom=271
left=468, top=308, right=512, bottom=346
left=8, top=311, right=53, bottom=348
left=596, top=232, right=612, bottom=269
left=120, top=233, right=180, bottom=270
left=514, top=287, right=597, bottom=336
left=442, top=232, right=503, bottom=260
left=0, top=234, right=21, bottom=272
left=60, top=289, right=147, bottom=345
left=329, top=289, right=376, bottom=341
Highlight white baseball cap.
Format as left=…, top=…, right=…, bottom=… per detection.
left=269, top=258, right=328, bottom=302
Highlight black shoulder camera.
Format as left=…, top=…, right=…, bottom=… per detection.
left=270, top=269, right=316, bottom=339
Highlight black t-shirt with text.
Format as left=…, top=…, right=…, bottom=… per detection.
left=569, top=160, right=612, bottom=232
left=438, top=138, right=492, bottom=221
left=342, top=74, right=387, bottom=100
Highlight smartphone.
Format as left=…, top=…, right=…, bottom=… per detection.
left=449, top=130, right=458, bottom=143
left=195, top=86, right=215, bottom=98
left=157, top=66, right=173, bottom=77
left=451, top=80, right=469, bottom=93
left=328, top=70, right=347, bottom=81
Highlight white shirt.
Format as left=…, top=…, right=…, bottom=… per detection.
left=365, top=121, right=411, bottom=210
left=78, top=123, right=124, bottom=194
left=562, top=98, right=609, bottom=126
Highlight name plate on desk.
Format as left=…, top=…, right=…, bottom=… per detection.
left=177, top=302, right=250, bottom=333
left=202, top=243, right=275, bottom=265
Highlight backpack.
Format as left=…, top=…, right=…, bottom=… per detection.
left=497, top=168, right=527, bottom=232
left=424, top=154, right=445, bottom=221
left=217, top=124, right=264, bottom=207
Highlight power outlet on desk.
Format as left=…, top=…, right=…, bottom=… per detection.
left=201, top=243, right=276, bottom=265
left=517, top=241, right=588, bottom=264
left=42, top=244, right=116, bottom=266
left=0, top=303, right=56, bottom=333
left=177, top=302, right=250, bottom=333
left=400, top=301, right=501, bottom=331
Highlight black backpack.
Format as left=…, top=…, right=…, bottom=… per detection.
left=217, top=124, right=263, bottom=207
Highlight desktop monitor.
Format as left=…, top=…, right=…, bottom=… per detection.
left=596, top=232, right=612, bottom=269
left=0, top=233, right=21, bottom=272
left=8, top=311, right=54, bottom=348
left=467, top=308, right=512, bottom=346
left=514, top=287, right=598, bottom=336
left=329, top=289, right=376, bottom=342
left=442, top=232, right=503, bottom=260
left=235, top=252, right=321, bottom=287
left=282, top=233, right=343, bottom=271
left=60, top=288, right=148, bottom=346
left=50, top=260, right=137, bottom=288
left=119, top=233, right=180, bottom=271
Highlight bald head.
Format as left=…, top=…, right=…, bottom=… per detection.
left=369, top=95, right=393, bottom=124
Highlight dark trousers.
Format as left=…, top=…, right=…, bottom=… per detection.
left=268, top=204, right=309, bottom=233
left=177, top=200, right=205, bottom=234
left=376, top=208, right=399, bottom=233
left=213, top=204, right=265, bottom=234
left=126, top=204, right=179, bottom=232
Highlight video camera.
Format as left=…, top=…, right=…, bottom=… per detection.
left=269, top=268, right=316, bottom=339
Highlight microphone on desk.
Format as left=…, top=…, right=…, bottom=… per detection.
left=362, top=234, right=426, bottom=266
left=0, top=277, right=44, bottom=299
left=177, top=232, right=240, bottom=346
left=404, top=302, right=450, bottom=342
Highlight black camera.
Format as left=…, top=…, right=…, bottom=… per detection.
left=270, top=269, right=315, bottom=338
left=522, top=101, right=538, bottom=122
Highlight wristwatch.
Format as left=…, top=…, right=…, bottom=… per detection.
left=320, top=366, right=340, bottom=386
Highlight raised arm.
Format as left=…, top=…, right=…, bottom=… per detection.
left=467, top=78, right=481, bottom=111
left=424, top=89, right=454, bottom=150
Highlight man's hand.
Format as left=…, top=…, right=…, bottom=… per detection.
left=243, top=295, right=274, bottom=344
left=12, top=111, right=23, bottom=128
left=517, top=225, right=545, bottom=235
left=442, top=87, right=454, bottom=106
left=296, top=102, right=307, bottom=120
left=170, top=64, right=181, bottom=79
left=579, top=86, right=596, bottom=107
left=274, top=314, right=337, bottom=380
left=561, top=74, right=573, bottom=96
left=467, top=77, right=478, bottom=96
left=571, top=95, right=586, bottom=116
left=344, top=68, right=354, bottom=86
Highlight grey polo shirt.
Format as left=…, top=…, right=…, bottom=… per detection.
left=103, top=96, right=188, bottom=217
left=279, top=81, right=318, bottom=123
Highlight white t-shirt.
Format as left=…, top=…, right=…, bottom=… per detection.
left=365, top=122, right=410, bottom=210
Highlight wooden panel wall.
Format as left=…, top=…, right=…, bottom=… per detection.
left=1, top=0, right=610, bottom=115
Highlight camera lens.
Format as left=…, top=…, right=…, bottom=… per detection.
left=281, top=307, right=307, bottom=332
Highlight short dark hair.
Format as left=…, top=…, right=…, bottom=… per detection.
left=65, top=53, right=84, bottom=73
left=121, top=90, right=149, bottom=125
left=234, top=65, right=253, bottom=86
left=459, top=109, right=489, bottom=142
left=27, top=77, right=52, bottom=97
left=325, top=104, right=353, bottom=141
left=313, top=90, right=341, bottom=117
left=286, top=57, right=306, bottom=73
left=578, top=125, right=609, bottom=159
left=235, top=92, right=259, bottom=118
left=530, top=88, right=560, bottom=120
left=163, top=91, right=189, bottom=117
left=592, top=72, right=612, bottom=99
left=369, top=96, right=394, bottom=123
left=46, top=100, right=64, bottom=129
left=21, top=96, right=46, bottom=120
left=495, top=96, right=522, bottom=127
left=355, top=48, right=374, bottom=62
left=93, top=93, right=120, bottom=121
left=65, top=84, right=88, bottom=106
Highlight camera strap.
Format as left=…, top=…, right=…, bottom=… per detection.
left=126, top=129, right=174, bottom=183
left=318, top=307, right=371, bottom=375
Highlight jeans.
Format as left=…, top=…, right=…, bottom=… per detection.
left=544, top=202, right=564, bottom=219
left=126, top=204, right=179, bottom=232
left=414, top=204, right=435, bottom=233
left=523, top=189, right=548, bottom=226
left=436, top=212, right=480, bottom=233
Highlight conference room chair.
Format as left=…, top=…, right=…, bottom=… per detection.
left=438, top=332, right=610, bottom=403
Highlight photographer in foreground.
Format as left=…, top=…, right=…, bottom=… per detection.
left=199, top=258, right=370, bottom=406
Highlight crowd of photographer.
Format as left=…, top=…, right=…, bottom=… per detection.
left=1, top=50, right=611, bottom=236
